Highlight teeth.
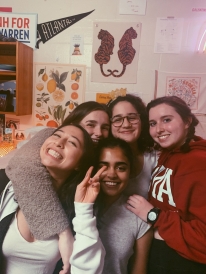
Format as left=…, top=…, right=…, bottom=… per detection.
left=92, top=139, right=99, bottom=143
left=48, top=149, right=62, bottom=159
left=105, top=182, right=117, bottom=186
left=158, top=135, right=169, bottom=140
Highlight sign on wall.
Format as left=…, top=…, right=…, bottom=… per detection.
left=0, top=12, right=37, bottom=48
left=34, top=63, right=86, bottom=127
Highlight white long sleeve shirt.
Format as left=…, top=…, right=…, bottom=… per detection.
left=0, top=182, right=105, bottom=274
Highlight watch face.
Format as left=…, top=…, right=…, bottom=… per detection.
left=148, top=211, right=157, bottom=221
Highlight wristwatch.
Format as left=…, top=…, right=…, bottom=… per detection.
left=147, top=208, right=161, bottom=225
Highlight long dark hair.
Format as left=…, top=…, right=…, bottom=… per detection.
left=54, top=124, right=95, bottom=232
left=94, top=137, right=133, bottom=222
left=62, top=101, right=110, bottom=126
left=147, top=96, right=199, bottom=153
left=107, top=94, right=154, bottom=152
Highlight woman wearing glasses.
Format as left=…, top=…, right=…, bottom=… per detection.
left=108, top=94, right=157, bottom=199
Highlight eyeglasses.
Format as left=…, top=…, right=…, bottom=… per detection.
left=111, top=114, right=140, bottom=127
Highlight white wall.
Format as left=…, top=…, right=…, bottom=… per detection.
left=5, top=0, right=206, bottom=138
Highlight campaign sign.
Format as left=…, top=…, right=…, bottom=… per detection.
left=0, top=12, right=37, bottom=49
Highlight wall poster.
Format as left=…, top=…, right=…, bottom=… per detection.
left=155, top=70, right=206, bottom=114
left=91, top=21, right=141, bottom=84
left=34, top=63, right=86, bottom=127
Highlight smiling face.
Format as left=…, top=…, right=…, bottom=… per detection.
left=111, top=101, right=141, bottom=145
left=98, top=147, right=130, bottom=200
left=80, top=110, right=110, bottom=144
left=149, top=103, right=189, bottom=151
left=40, top=125, right=84, bottom=186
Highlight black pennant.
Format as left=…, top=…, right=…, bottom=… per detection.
left=36, top=10, right=94, bottom=48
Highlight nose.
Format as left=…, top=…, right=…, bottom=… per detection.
left=156, top=122, right=164, bottom=133
left=54, top=138, right=65, bottom=148
left=121, top=117, right=131, bottom=127
left=93, top=126, right=102, bottom=137
left=106, top=167, right=117, bottom=179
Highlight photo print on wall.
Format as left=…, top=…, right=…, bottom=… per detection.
left=91, top=21, right=141, bottom=84
left=34, top=63, right=86, bottom=127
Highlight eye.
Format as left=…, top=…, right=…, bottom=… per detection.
left=149, top=121, right=156, bottom=127
left=98, top=164, right=108, bottom=170
left=163, top=118, right=171, bottom=123
left=116, top=165, right=127, bottom=172
left=53, top=133, right=61, bottom=138
left=102, top=125, right=109, bottom=131
left=68, top=140, right=77, bottom=147
left=86, top=123, right=95, bottom=128
left=112, top=117, right=122, bottom=123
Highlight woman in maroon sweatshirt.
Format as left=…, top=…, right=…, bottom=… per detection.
left=127, top=96, right=206, bottom=274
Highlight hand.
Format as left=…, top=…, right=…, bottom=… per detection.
left=59, top=265, right=70, bottom=274
left=126, top=195, right=153, bottom=222
left=75, top=166, right=107, bottom=203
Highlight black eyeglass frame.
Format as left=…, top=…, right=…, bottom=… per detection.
left=110, top=114, right=140, bottom=127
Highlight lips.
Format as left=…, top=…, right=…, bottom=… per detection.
left=47, top=148, right=63, bottom=159
left=158, top=134, right=170, bottom=141
left=119, top=130, right=134, bottom=134
left=92, top=138, right=100, bottom=144
left=103, top=181, right=119, bottom=187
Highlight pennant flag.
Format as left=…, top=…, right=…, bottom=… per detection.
left=36, top=10, right=94, bottom=48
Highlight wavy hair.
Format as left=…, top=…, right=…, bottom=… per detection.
left=54, top=124, right=95, bottom=232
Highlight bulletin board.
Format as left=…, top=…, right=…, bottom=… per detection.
left=33, top=63, right=86, bottom=127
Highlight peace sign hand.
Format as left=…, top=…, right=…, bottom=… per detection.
left=75, top=166, right=107, bottom=203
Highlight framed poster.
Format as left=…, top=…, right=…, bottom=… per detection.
left=155, top=70, right=206, bottom=114
left=34, top=63, right=86, bottom=127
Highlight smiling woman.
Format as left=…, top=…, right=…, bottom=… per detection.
left=1, top=123, right=100, bottom=274
left=93, top=137, right=152, bottom=274
left=127, top=96, right=206, bottom=273
left=5, top=101, right=110, bottom=240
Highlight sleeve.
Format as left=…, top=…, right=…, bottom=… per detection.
left=70, top=202, right=105, bottom=274
left=5, top=128, right=69, bottom=240
left=153, top=167, right=206, bottom=263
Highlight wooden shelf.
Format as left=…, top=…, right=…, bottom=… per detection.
left=0, top=41, right=33, bottom=116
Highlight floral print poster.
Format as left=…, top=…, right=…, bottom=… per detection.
left=34, top=63, right=86, bottom=127
left=155, top=70, right=206, bottom=114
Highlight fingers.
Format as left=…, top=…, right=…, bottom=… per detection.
left=90, top=166, right=107, bottom=184
left=78, top=166, right=94, bottom=187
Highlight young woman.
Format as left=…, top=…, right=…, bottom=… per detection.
left=94, top=137, right=153, bottom=274
left=127, top=96, right=206, bottom=273
left=107, top=94, right=157, bottom=198
left=1, top=123, right=105, bottom=274
left=5, top=101, right=110, bottom=241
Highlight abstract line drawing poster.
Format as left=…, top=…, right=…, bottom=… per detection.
left=154, top=18, right=183, bottom=54
left=91, top=21, right=141, bottom=84
left=34, top=63, right=86, bottom=127
left=155, top=70, right=206, bottom=114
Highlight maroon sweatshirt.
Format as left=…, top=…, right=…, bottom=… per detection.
left=148, top=136, right=206, bottom=263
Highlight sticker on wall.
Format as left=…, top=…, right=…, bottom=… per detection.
left=155, top=70, right=206, bottom=114
left=91, top=21, right=141, bottom=83
left=36, top=10, right=94, bottom=48
left=70, top=34, right=84, bottom=56
left=34, top=63, right=86, bottom=127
